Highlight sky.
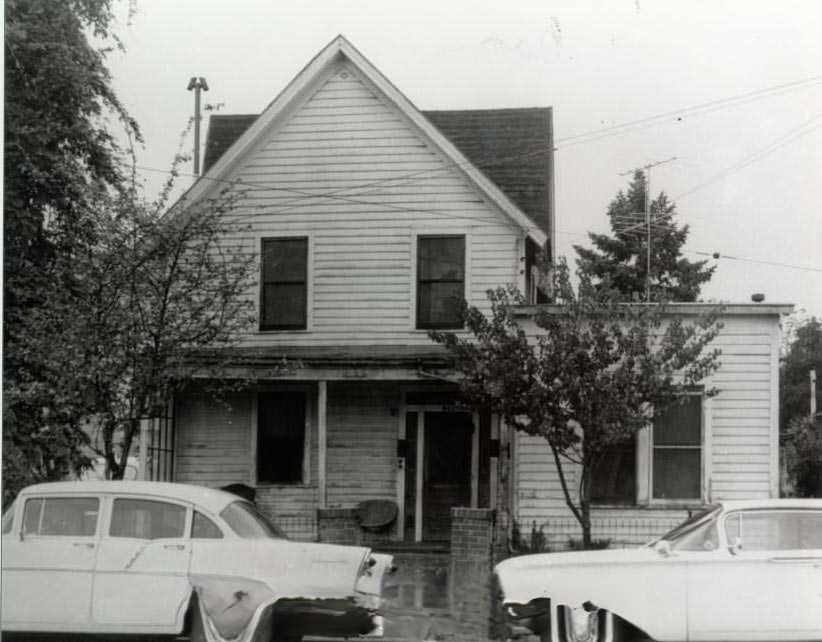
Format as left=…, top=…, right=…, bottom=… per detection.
left=107, top=0, right=822, bottom=316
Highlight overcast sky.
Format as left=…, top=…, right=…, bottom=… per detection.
left=107, top=0, right=822, bottom=316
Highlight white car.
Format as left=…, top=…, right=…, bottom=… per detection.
left=495, top=499, right=822, bottom=642
left=1, top=481, right=394, bottom=642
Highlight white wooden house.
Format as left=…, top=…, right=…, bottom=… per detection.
left=157, top=35, right=552, bottom=544
left=156, top=36, right=790, bottom=549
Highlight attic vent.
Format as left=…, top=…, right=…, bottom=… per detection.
left=339, top=70, right=349, bottom=79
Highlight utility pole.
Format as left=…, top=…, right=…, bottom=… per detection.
left=811, top=369, right=817, bottom=419
left=618, top=156, right=677, bottom=301
left=187, top=77, right=209, bottom=176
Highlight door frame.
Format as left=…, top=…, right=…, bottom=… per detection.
left=398, top=389, right=481, bottom=543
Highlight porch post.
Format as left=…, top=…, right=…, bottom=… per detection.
left=138, top=418, right=149, bottom=480
left=318, top=381, right=328, bottom=508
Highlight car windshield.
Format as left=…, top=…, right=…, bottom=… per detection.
left=2, top=500, right=16, bottom=534
left=653, top=505, right=721, bottom=546
left=220, top=501, right=287, bottom=539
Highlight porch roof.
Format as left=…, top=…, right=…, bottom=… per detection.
left=186, top=344, right=452, bottom=369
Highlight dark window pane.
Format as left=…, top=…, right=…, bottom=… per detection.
left=654, top=396, right=701, bottom=446
left=192, top=511, right=223, bottom=539
left=653, top=449, right=701, bottom=499
left=417, top=282, right=464, bottom=328
left=110, top=499, right=186, bottom=539
left=262, top=238, right=307, bottom=282
left=23, top=498, right=98, bottom=536
left=591, top=438, right=636, bottom=504
left=418, top=237, right=465, bottom=280
left=261, top=238, right=307, bottom=330
left=262, top=284, right=306, bottom=329
left=257, top=391, right=306, bottom=484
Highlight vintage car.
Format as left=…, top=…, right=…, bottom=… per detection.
left=495, top=499, right=822, bottom=642
left=1, top=481, right=394, bottom=642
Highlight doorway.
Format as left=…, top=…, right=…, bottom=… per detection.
left=402, top=406, right=494, bottom=543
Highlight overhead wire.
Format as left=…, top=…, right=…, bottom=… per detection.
left=131, top=75, right=822, bottom=273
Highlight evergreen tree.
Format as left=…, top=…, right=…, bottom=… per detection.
left=575, top=171, right=714, bottom=302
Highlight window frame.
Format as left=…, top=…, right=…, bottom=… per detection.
left=251, top=386, right=312, bottom=487
left=20, top=495, right=101, bottom=539
left=105, top=496, right=192, bottom=541
left=259, top=235, right=311, bottom=332
left=649, top=391, right=705, bottom=504
left=414, top=233, right=468, bottom=330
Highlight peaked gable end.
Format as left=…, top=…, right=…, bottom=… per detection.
left=188, top=36, right=547, bottom=246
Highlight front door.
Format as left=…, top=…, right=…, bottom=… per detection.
left=422, top=412, right=474, bottom=541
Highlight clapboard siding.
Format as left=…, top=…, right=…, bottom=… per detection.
left=204, top=63, right=521, bottom=347
left=514, top=314, right=780, bottom=534
left=175, top=392, right=252, bottom=485
left=325, top=382, right=399, bottom=507
left=174, top=388, right=320, bottom=539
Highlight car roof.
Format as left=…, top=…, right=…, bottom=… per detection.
left=18, top=481, right=243, bottom=514
left=719, top=498, right=822, bottom=511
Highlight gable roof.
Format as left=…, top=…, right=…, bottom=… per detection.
left=187, top=35, right=549, bottom=247
left=203, top=107, right=554, bottom=237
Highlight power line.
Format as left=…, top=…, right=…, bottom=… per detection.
left=685, top=250, right=822, bottom=273
left=556, top=75, right=822, bottom=149
left=674, top=113, right=822, bottom=200
left=139, top=74, right=822, bottom=215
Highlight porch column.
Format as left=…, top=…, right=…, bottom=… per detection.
left=138, top=418, right=150, bottom=480
left=318, top=381, right=328, bottom=508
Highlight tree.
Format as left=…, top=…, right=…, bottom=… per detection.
left=780, top=315, right=822, bottom=497
left=783, top=417, right=822, bottom=497
left=574, top=171, right=714, bottom=302
left=431, top=261, right=723, bottom=547
left=781, top=315, right=822, bottom=432
left=3, top=0, right=140, bottom=500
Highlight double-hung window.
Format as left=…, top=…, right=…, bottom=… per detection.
left=591, top=394, right=703, bottom=505
left=417, top=235, right=465, bottom=329
left=652, top=394, right=702, bottom=500
left=261, top=237, right=308, bottom=330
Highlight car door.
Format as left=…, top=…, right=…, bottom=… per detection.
left=687, top=509, right=822, bottom=641
left=1, top=494, right=100, bottom=629
left=92, top=495, right=192, bottom=632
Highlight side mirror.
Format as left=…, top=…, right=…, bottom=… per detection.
left=728, top=536, right=743, bottom=555
left=654, top=540, right=673, bottom=557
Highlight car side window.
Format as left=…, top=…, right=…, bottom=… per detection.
left=110, top=498, right=186, bottom=540
left=726, top=510, right=822, bottom=551
left=191, top=510, right=223, bottom=539
left=22, top=497, right=99, bottom=536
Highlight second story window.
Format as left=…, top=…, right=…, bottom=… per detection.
left=261, top=237, right=308, bottom=330
left=417, top=235, right=465, bottom=329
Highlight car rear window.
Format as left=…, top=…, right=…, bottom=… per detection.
left=22, top=497, right=99, bottom=536
left=192, top=510, right=223, bottom=539
left=220, top=501, right=287, bottom=539
left=110, top=498, right=186, bottom=539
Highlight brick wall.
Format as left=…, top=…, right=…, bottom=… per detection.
left=450, top=507, right=496, bottom=639
left=317, top=507, right=360, bottom=545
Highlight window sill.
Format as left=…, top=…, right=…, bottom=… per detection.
left=257, top=329, right=311, bottom=334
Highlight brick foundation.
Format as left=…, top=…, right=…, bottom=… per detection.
left=450, top=507, right=496, bottom=639
left=317, top=507, right=360, bottom=545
